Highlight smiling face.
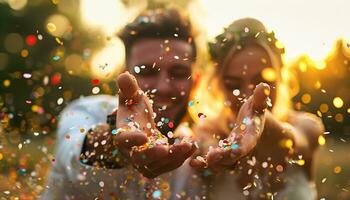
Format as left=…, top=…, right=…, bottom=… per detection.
left=220, top=43, right=278, bottom=114
left=127, top=38, right=194, bottom=133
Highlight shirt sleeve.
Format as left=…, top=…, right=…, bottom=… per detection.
left=40, top=95, right=139, bottom=199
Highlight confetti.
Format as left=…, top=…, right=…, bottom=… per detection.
left=231, top=143, right=239, bottom=149
left=167, top=131, right=174, bottom=138
left=233, top=89, right=240, bottom=96
left=334, top=166, right=342, bottom=173
left=318, top=135, right=326, bottom=146
left=333, top=97, right=344, bottom=108
left=198, top=113, right=206, bottom=120
left=23, top=73, right=32, bottom=79
left=168, top=121, right=174, bottom=128
left=152, top=190, right=161, bottom=198
left=99, top=181, right=104, bottom=187
left=91, top=79, right=100, bottom=85
left=55, top=37, right=63, bottom=45
left=57, top=97, right=63, bottom=105
left=47, top=23, right=56, bottom=33
left=92, top=86, right=100, bottom=94
left=53, top=55, right=60, bottom=61
left=134, top=66, right=141, bottom=73
left=25, top=35, right=37, bottom=46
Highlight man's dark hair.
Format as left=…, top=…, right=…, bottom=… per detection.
left=119, top=8, right=196, bottom=63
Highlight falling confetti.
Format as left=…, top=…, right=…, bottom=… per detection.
left=91, top=79, right=100, bottom=85
left=134, top=66, right=141, bottom=73
left=152, top=190, right=162, bottom=198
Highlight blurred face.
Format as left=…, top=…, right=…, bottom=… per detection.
left=127, top=38, right=194, bottom=133
left=220, top=44, right=277, bottom=114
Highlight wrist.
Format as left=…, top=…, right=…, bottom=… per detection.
left=80, top=124, right=126, bottom=169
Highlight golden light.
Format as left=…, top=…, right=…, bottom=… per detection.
left=64, top=54, right=83, bottom=74
left=318, top=135, right=326, bottom=146
left=80, top=0, right=131, bottom=35
left=319, top=104, right=329, bottom=113
left=90, top=37, right=125, bottom=80
left=333, top=97, right=344, bottom=108
left=201, top=0, right=350, bottom=62
left=334, top=166, right=342, bottom=174
left=298, top=62, right=307, bottom=72
left=3, top=79, right=11, bottom=87
left=314, top=60, right=327, bottom=70
left=20, top=49, right=29, bottom=58
left=335, top=113, right=343, bottom=123
left=314, top=81, right=321, bottom=90
left=261, top=67, right=277, bottom=82
left=297, top=159, right=305, bottom=166
left=275, top=40, right=284, bottom=49
left=45, top=14, right=71, bottom=37
left=301, top=93, right=311, bottom=104
left=8, top=0, right=27, bottom=10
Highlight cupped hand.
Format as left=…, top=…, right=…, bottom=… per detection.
left=114, top=72, right=197, bottom=178
left=190, top=83, right=270, bottom=173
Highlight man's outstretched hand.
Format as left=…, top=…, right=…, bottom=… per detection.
left=114, top=72, right=196, bottom=178
left=190, top=83, right=270, bottom=173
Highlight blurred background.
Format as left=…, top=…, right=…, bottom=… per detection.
left=0, top=0, right=349, bottom=199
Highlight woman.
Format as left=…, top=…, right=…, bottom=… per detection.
left=191, top=18, right=324, bottom=199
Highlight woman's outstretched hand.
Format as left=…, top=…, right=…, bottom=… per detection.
left=190, top=83, right=270, bottom=173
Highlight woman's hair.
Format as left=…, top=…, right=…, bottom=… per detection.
left=118, top=8, right=197, bottom=64
left=206, top=18, right=292, bottom=120
left=209, top=18, right=284, bottom=67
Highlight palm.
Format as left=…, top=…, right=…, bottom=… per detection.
left=191, top=83, right=270, bottom=172
left=115, top=72, right=196, bottom=178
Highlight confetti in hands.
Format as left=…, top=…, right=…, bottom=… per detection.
left=190, top=83, right=271, bottom=173
left=114, top=72, right=197, bottom=178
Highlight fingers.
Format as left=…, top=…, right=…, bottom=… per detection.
left=131, top=145, right=168, bottom=166
left=206, top=148, right=225, bottom=167
left=117, top=71, right=142, bottom=103
left=146, top=142, right=196, bottom=171
left=160, top=143, right=197, bottom=173
left=132, top=142, right=196, bottom=178
left=252, top=82, right=270, bottom=113
left=189, top=157, right=207, bottom=169
left=115, top=131, right=148, bottom=149
left=191, top=146, right=242, bottom=172
left=116, top=72, right=155, bottom=129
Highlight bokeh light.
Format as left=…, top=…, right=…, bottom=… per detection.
left=80, top=0, right=129, bottom=35
left=45, top=14, right=71, bottom=37
left=201, top=0, right=350, bottom=62
left=90, top=37, right=125, bottom=80
left=4, top=33, right=23, bottom=53
left=8, top=0, right=27, bottom=10
left=333, top=97, right=344, bottom=108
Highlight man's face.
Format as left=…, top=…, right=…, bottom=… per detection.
left=127, top=38, right=194, bottom=133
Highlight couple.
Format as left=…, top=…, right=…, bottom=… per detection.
left=42, top=8, right=323, bottom=200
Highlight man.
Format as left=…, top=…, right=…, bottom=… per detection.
left=42, top=8, right=200, bottom=199
left=42, top=8, right=271, bottom=199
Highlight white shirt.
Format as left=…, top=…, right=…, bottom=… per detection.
left=41, top=95, right=316, bottom=200
left=40, top=95, right=203, bottom=200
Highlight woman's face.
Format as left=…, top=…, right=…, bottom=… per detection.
left=220, top=43, right=277, bottom=114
